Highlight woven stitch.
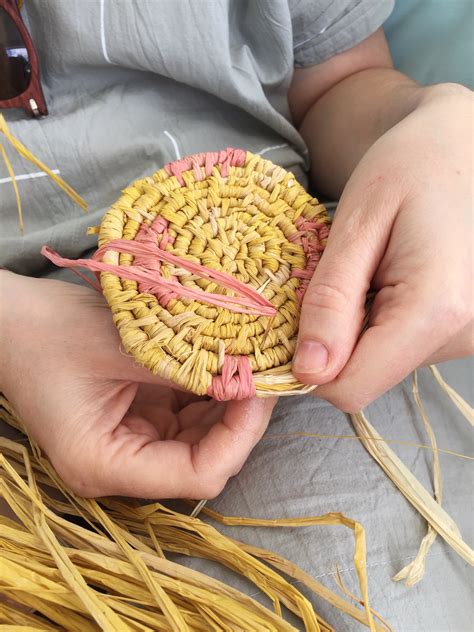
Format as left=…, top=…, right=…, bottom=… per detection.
left=44, top=149, right=330, bottom=399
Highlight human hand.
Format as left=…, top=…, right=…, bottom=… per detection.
left=0, top=272, right=275, bottom=498
left=293, top=84, right=473, bottom=411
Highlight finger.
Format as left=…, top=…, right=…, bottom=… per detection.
left=191, top=396, right=277, bottom=481
left=177, top=400, right=225, bottom=431
left=96, top=396, right=276, bottom=499
left=130, top=399, right=223, bottom=439
left=314, top=283, right=466, bottom=412
left=79, top=293, right=178, bottom=388
left=293, top=173, right=401, bottom=386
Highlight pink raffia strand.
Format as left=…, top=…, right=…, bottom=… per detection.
left=132, top=216, right=174, bottom=271
left=164, top=148, right=246, bottom=185
left=129, top=217, right=172, bottom=307
left=41, top=221, right=276, bottom=317
left=290, top=217, right=329, bottom=303
left=208, top=355, right=256, bottom=400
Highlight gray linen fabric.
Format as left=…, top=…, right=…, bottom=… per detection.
left=172, top=360, right=473, bottom=631
left=1, top=0, right=393, bottom=274
left=1, top=1, right=472, bottom=630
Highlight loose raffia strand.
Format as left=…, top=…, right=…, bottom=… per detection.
left=262, top=432, right=473, bottom=460
left=42, top=240, right=276, bottom=317
left=0, top=396, right=385, bottom=631
left=350, top=410, right=474, bottom=566
left=392, top=371, right=442, bottom=586
left=0, top=113, right=87, bottom=233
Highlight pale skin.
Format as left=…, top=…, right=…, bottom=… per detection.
left=0, top=30, right=472, bottom=498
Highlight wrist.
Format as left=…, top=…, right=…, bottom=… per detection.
left=302, top=68, right=425, bottom=198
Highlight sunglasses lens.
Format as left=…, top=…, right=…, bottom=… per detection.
left=0, top=7, right=31, bottom=100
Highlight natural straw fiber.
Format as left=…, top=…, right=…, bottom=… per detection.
left=0, top=114, right=88, bottom=232
left=0, top=397, right=385, bottom=632
left=42, top=148, right=330, bottom=400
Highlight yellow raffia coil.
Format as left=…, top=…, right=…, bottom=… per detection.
left=45, top=148, right=330, bottom=399
left=99, top=150, right=329, bottom=398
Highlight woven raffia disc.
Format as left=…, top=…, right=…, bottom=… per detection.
left=95, top=148, right=330, bottom=399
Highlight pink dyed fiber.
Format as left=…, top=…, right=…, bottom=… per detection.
left=208, top=355, right=256, bottom=400
left=164, top=148, right=246, bottom=186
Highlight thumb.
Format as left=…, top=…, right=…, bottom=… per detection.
left=293, top=180, right=397, bottom=385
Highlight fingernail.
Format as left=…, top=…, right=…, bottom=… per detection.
left=294, top=341, right=328, bottom=374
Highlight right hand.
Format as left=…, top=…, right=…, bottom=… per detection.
left=293, top=84, right=473, bottom=412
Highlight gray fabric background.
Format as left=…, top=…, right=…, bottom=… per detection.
left=0, top=0, right=393, bottom=275
left=173, top=360, right=473, bottom=631
left=0, top=1, right=472, bottom=630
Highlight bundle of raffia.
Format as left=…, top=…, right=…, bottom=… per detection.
left=1, top=395, right=385, bottom=631
left=1, top=114, right=472, bottom=630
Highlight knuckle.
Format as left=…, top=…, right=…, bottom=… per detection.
left=304, top=281, right=350, bottom=315
left=231, top=461, right=246, bottom=477
left=428, top=82, right=473, bottom=101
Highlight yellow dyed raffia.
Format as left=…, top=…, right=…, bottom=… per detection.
left=0, top=396, right=384, bottom=631
left=96, top=150, right=330, bottom=398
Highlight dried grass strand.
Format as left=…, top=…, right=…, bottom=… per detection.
left=196, top=506, right=375, bottom=632
left=393, top=371, right=441, bottom=585
left=350, top=411, right=473, bottom=566
left=334, top=567, right=393, bottom=632
left=235, top=541, right=387, bottom=631
left=0, top=453, right=298, bottom=631
left=263, top=432, right=472, bottom=460
left=0, top=401, right=382, bottom=631
left=0, top=114, right=88, bottom=234
left=0, top=141, right=23, bottom=232
left=429, top=365, right=474, bottom=426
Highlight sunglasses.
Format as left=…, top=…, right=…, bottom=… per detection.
left=0, top=0, right=47, bottom=117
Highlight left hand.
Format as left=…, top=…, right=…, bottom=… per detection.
left=0, top=273, right=276, bottom=498
left=293, top=84, right=473, bottom=411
